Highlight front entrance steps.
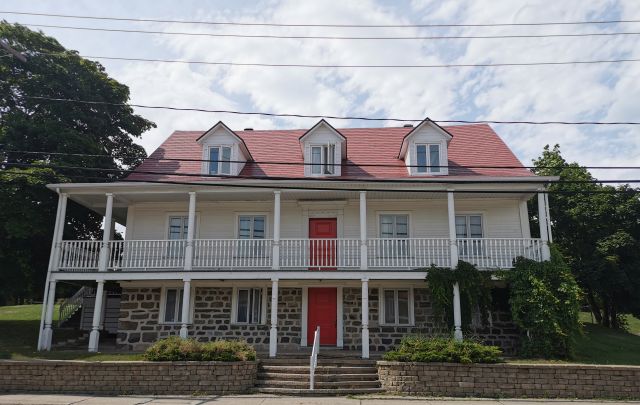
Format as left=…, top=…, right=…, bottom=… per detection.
left=255, top=358, right=383, bottom=396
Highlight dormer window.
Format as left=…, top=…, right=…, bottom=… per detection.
left=416, top=144, right=441, bottom=174
left=209, top=146, right=231, bottom=175
left=311, top=144, right=336, bottom=175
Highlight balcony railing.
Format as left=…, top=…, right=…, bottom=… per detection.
left=55, top=237, right=544, bottom=272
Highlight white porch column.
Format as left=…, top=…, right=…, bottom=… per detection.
left=545, top=193, right=553, bottom=243
left=272, top=191, right=281, bottom=270
left=38, top=192, right=67, bottom=351
left=180, top=279, right=191, bottom=339
left=98, top=193, right=114, bottom=272
left=184, top=192, right=196, bottom=271
left=269, top=278, right=279, bottom=357
left=359, top=191, right=368, bottom=270
left=88, top=280, right=105, bottom=352
left=447, top=190, right=463, bottom=341
left=42, top=281, right=57, bottom=351
left=538, top=192, right=551, bottom=260
left=361, top=278, right=370, bottom=359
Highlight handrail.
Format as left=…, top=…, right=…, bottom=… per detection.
left=309, top=326, right=320, bottom=390
left=58, top=286, right=94, bottom=327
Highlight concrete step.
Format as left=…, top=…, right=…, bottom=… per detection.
left=260, top=358, right=377, bottom=366
left=258, top=372, right=379, bottom=382
left=259, top=365, right=378, bottom=374
left=254, top=387, right=385, bottom=396
left=257, top=380, right=381, bottom=389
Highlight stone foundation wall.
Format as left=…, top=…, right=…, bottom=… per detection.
left=0, top=360, right=257, bottom=395
left=117, top=287, right=301, bottom=352
left=378, top=361, right=640, bottom=399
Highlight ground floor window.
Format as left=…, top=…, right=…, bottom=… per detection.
left=380, top=288, right=413, bottom=326
left=162, top=287, right=184, bottom=323
left=234, top=287, right=265, bottom=324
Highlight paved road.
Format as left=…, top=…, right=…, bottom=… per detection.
left=0, top=395, right=639, bottom=405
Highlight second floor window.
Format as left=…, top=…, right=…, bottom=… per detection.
left=209, top=146, right=231, bottom=175
left=238, top=216, right=265, bottom=239
left=168, top=216, right=195, bottom=256
left=455, top=215, right=483, bottom=239
left=416, top=144, right=441, bottom=173
left=379, top=214, right=409, bottom=238
left=311, top=144, right=335, bottom=175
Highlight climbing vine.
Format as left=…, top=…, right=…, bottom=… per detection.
left=426, top=261, right=492, bottom=332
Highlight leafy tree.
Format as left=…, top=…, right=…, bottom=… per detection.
left=531, top=145, right=640, bottom=328
left=0, top=22, right=154, bottom=304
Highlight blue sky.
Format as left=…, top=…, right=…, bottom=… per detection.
left=2, top=0, right=639, bottom=180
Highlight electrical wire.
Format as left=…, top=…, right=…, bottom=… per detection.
left=22, top=96, right=640, bottom=125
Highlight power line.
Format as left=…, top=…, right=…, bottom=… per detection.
left=3, top=10, right=640, bottom=28
left=3, top=161, right=639, bottom=185
left=5, top=149, right=640, bottom=171
left=2, top=168, right=637, bottom=195
left=19, top=23, right=640, bottom=41
left=23, top=96, right=640, bottom=125
left=40, top=51, right=640, bottom=69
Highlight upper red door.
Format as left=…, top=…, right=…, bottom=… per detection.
left=308, top=218, right=337, bottom=270
left=307, top=287, right=337, bottom=346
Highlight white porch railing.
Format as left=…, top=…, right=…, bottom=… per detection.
left=457, top=238, right=543, bottom=269
left=55, top=237, right=544, bottom=271
left=309, top=326, right=320, bottom=390
left=279, top=238, right=360, bottom=269
left=367, top=238, right=451, bottom=269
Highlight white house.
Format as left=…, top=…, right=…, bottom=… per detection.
left=38, top=118, right=554, bottom=358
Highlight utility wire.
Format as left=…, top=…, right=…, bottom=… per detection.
left=5, top=149, right=640, bottom=171
left=3, top=162, right=638, bottom=185
left=2, top=169, right=637, bottom=195
left=18, top=23, right=640, bottom=41
left=22, top=96, right=640, bottom=125
left=38, top=51, right=640, bottom=69
left=2, top=10, right=640, bottom=28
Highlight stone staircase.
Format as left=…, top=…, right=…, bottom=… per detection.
left=255, top=358, right=383, bottom=395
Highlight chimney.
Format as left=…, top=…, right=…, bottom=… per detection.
left=403, top=124, right=414, bottom=128
left=244, top=128, right=253, bottom=131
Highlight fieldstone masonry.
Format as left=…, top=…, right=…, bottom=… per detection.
left=0, top=360, right=257, bottom=395
left=378, top=361, right=640, bottom=399
left=118, top=287, right=301, bottom=352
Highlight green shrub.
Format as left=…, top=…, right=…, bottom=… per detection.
left=143, top=336, right=256, bottom=361
left=383, top=336, right=502, bottom=364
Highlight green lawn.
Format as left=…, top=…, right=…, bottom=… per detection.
left=579, top=311, right=640, bottom=335
left=0, top=304, right=142, bottom=361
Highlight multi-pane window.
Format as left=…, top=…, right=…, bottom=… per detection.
left=456, top=215, right=484, bottom=256
left=235, top=288, right=263, bottom=324
left=379, top=215, right=409, bottom=238
left=168, top=216, right=193, bottom=256
left=163, top=288, right=184, bottom=323
left=382, top=289, right=411, bottom=325
left=238, top=216, right=266, bottom=257
left=209, top=146, right=231, bottom=175
left=311, top=144, right=335, bottom=175
left=416, top=144, right=441, bottom=173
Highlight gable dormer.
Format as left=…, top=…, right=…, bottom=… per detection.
left=398, top=118, right=452, bottom=176
left=299, top=119, right=346, bottom=177
left=196, top=122, right=253, bottom=176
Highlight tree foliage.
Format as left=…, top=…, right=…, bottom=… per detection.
left=503, top=247, right=582, bottom=359
left=532, top=145, right=640, bottom=328
left=0, top=22, right=155, bottom=304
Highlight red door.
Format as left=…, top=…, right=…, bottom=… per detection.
left=309, top=218, right=337, bottom=270
left=308, top=287, right=337, bottom=346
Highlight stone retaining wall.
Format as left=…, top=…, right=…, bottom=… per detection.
left=0, top=360, right=257, bottom=395
left=378, top=361, right=640, bottom=399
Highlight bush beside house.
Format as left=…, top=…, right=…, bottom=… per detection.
left=143, top=337, right=256, bottom=362
left=383, top=336, right=502, bottom=364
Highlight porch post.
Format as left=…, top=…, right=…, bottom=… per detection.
left=359, top=191, right=368, bottom=270
left=447, top=190, right=463, bottom=341
left=184, top=192, right=196, bottom=271
left=269, top=278, right=278, bottom=357
left=42, top=280, right=57, bottom=351
left=545, top=193, right=553, bottom=243
left=180, top=278, right=191, bottom=339
left=38, top=192, right=67, bottom=351
left=361, top=278, right=369, bottom=359
left=98, top=193, right=114, bottom=272
left=88, top=280, right=105, bottom=352
left=272, top=191, right=281, bottom=270
left=538, top=191, right=551, bottom=260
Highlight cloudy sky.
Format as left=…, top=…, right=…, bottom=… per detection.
left=2, top=0, right=639, bottom=180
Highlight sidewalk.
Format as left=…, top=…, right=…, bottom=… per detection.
left=0, top=394, right=639, bottom=405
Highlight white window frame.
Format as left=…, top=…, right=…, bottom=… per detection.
left=455, top=214, right=484, bottom=239
left=231, top=286, right=268, bottom=325
left=377, top=213, right=411, bottom=238
left=379, top=287, right=414, bottom=326
left=415, top=143, right=442, bottom=174
left=158, top=286, right=195, bottom=325
left=208, top=145, right=232, bottom=175
left=236, top=214, right=268, bottom=239
left=309, top=144, right=336, bottom=176
left=165, top=213, right=200, bottom=239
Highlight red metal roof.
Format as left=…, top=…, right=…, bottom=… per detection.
left=127, top=124, right=532, bottom=181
